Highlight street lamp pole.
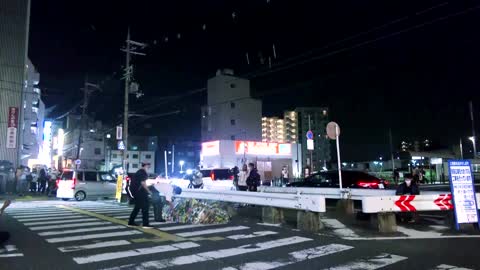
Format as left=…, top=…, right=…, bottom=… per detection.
left=469, top=101, right=477, bottom=159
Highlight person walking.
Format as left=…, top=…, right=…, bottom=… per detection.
left=237, top=164, right=248, bottom=191
left=38, top=169, right=48, bottom=194
left=128, top=162, right=153, bottom=228
left=246, top=163, right=260, bottom=192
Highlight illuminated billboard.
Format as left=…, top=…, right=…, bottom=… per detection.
left=235, top=141, right=291, bottom=156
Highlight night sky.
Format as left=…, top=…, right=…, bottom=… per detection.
left=28, top=0, right=480, bottom=161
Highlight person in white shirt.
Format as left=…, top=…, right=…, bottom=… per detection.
left=151, top=182, right=182, bottom=222
left=237, top=164, right=248, bottom=191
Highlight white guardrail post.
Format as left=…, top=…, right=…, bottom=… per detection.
left=174, top=189, right=326, bottom=213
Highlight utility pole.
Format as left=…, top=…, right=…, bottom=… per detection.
left=121, top=28, right=146, bottom=175
left=308, top=114, right=313, bottom=170
left=469, top=101, right=477, bottom=159
left=389, top=128, right=395, bottom=177
left=76, top=75, right=100, bottom=162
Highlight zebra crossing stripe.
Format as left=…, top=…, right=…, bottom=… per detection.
left=433, top=264, right=473, bottom=270
left=0, top=253, right=24, bottom=257
left=12, top=213, right=79, bottom=218
left=46, top=230, right=143, bottom=243
left=58, top=240, right=132, bottom=253
left=323, top=253, right=407, bottom=270
left=222, top=243, right=354, bottom=270
left=101, top=236, right=312, bottom=270
left=18, top=215, right=85, bottom=222
left=8, top=210, right=71, bottom=215
left=112, top=215, right=154, bottom=219
left=227, top=231, right=278, bottom=240
left=24, top=218, right=98, bottom=226
left=30, top=221, right=111, bottom=231
left=39, top=225, right=126, bottom=236
left=0, top=245, right=17, bottom=253
left=322, top=219, right=359, bottom=238
left=176, top=226, right=249, bottom=237
left=73, top=241, right=200, bottom=264
left=159, top=224, right=215, bottom=231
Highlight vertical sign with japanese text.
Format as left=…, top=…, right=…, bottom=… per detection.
left=448, top=160, right=479, bottom=229
left=7, top=107, right=19, bottom=149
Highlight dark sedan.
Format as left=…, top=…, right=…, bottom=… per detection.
left=287, top=170, right=388, bottom=189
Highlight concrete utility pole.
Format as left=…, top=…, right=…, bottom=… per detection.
left=121, top=28, right=146, bottom=174
left=76, top=75, right=100, bottom=161
left=469, top=101, right=477, bottom=159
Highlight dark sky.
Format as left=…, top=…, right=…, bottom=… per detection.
left=28, top=0, right=480, bottom=161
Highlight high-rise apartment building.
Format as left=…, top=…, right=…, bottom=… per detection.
left=261, top=117, right=285, bottom=143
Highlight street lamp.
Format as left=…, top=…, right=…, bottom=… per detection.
left=469, top=136, right=477, bottom=159
left=179, top=160, right=185, bottom=173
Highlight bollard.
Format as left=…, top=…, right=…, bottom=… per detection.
left=297, top=211, right=324, bottom=233
left=262, top=207, right=284, bottom=224
left=370, top=213, right=397, bottom=233
left=336, top=199, right=355, bottom=223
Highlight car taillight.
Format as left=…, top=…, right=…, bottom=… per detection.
left=71, top=178, right=77, bottom=189
left=229, top=175, right=234, bottom=180
left=55, top=178, right=60, bottom=187
left=211, top=172, right=215, bottom=181
left=357, top=181, right=379, bottom=188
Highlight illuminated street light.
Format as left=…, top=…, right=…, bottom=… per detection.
left=179, top=160, right=185, bottom=173
left=469, top=136, right=477, bottom=159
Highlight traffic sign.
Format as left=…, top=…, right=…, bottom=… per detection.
left=307, top=139, right=314, bottom=150
left=306, top=130, right=314, bottom=140
left=118, top=141, right=125, bottom=150
left=116, top=126, right=123, bottom=140
left=326, top=122, right=340, bottom=140
left=75, top=159, right=81, bottom=165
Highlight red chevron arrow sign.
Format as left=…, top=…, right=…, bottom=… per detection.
left=394, top=195, right=417, bottom=212
left=433, top=194, right=453, bottom=210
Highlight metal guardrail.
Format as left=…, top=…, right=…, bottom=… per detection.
left=174, top=189, right=326, bottom=213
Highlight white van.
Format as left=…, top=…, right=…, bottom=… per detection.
left=57, top=169, right=117, bottom=201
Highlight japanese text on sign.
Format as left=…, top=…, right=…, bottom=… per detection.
left=448, top=160, right=479, bottom=226
left=6, top=107, right=18, bottom=149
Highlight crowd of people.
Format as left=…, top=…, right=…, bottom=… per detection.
left=0, top=166, right=59, bottom=196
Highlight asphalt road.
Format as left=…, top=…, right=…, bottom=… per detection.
left=0, top=200, right=479, bottom=270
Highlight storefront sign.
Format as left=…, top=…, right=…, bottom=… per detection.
left=202, top=141, right=220, bottom=156
left=6, top=107, right=18, bottom=149
left=235, top=141, right=291, bottom=155
left=448, top=160, right=479, bottom=229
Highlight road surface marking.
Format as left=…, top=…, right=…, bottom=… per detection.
left=59, top=240, right=131, bottom=253
left=227, top=231, right=278, bottom=240
left=18, top=215, right=85, bottom=222
left=112, top=214, right=154, bottom=219
left=8, top=210, right=72, bottom=215
left=0, top=253, right=24, bottom=257
left=321, top=253, right=407, bottom=269
left=101, top=236, right=312, bottom=270
left=73, top=241, right=199, bottom=264
left=397, top=226, right=443, bottom=237
left=159, top=224, right=216, bottom=231
left=23, top=218, right=98, bottom=226
left=222, top=243, right=354, bottom=270
left=11, top=213, right=79, bottom=218
left=149, top=221, right=175, bottom=226
left=322, top=219, right=359, bottom=238
left=57, top=205, right=183, bottom=242
left=0, top=245, right=17, bottom=253
left=433, top=264, right=473, bottom=270
left=176, top=226, right=249, bottom=237
left=257, top=223, right=281, bottom=227
left=39, top=225, right=126, bottom=236
left=343, top=235, right=480, bottom=240
left=29, top=221, right=111, bottom=231
left=46, top=230, right=143, bottom=243
left=429, top=225, right=450, bottom=231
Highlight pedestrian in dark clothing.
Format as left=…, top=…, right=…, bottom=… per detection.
left=128, top=162, right=152, bottom=228
left=232, top=166, right=239, bottom=189
left=0, top=199, right=11, bottom=245
left=396, top=173, right=420, bottom=223
left=246, top=163, right=260, bottom=192
left=38, top=169, right=48, bottom=194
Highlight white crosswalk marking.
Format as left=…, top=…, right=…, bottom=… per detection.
left=73, top=242, right=200, bottom=264
left=177, top=226, right=249, bottom=237
left=18, top=215, right=85, bottom=222
left=222, top=243, right=354, bottom=270
left=322, top=219, right=359, bottom=238
left=24, top=218, right=98, bottom=226
left=12, top=213, right=79, bottom=218
left=159, top=224, right=215, bottom=231
left=0, top=245, right=17, bottom=253
left=323, top=253, right=407, bottom=270
left=29, top=221, right=111, bottom=231
left=46, top=230, right=143, bottom=243
left=39, top=225, right=126, bottom=236
left=58, top=240, right=132, bottom=253
left=101, top=236, right=312, bottom=270
left=0, top=253, right=24, bottom=258
left=227, top=231, right=278, bottom=240
left=433, top=264, right=473, bottom=270
left=112, top=214, right=154, bottom=219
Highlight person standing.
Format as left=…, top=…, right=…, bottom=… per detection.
left=281, top=166, right=289, bottom=186
left=396, top=173, right=420, bottom=223
left=38, top=169, right=48, bottom=194
left=232, top=166, right=239, bottom=189
left=246, top=163, right=260, bottom=192
left=128, top=162, right=153, bottom=228
left=237, top=164, right=248, bottom=191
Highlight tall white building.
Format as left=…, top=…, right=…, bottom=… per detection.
left=201, top=69, right=262, bottom=142
left=261, top=117, right=285, bottom=143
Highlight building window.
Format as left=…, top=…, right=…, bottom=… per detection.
left=132, top=163, right=139, bottom=169
left=231, top=119, right=236, bottom=125
left=146, top=154, right=152, bottom=159
left=132, top=154, right=139, bottom=159
left=94, top=148, right=101, bottom=155
left=112, top=154, right=118, bottom=159
left=230, top=102, right=235, bottom=109
left=231, top=135, right=235, bottom=140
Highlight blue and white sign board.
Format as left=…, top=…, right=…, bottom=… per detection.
left=118, top=140, right=125, bottom=150
left=448, top=160, right=479, bottom=230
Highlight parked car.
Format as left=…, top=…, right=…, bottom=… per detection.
left=57, top=169, right=117, bottom=201
left=287, top=170, right=388, bottom=189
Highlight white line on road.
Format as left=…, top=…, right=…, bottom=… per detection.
left=101, top=236, right=312, bottom=270
left=227, top=231, right=278, bottom=240
left=222, top=243, right=354, bottom=270
left=397, top=226, right=442, bottom=238
left=321, top=253, right=407, bottom=269
left=112, top=214, right=154, bottom=219
left=23, top=218, right=98, bottom=226
left=58, top=240, right=131, bottom=253
left=433, top=264, right=473, bottom=270
left=257, top=223, right=281, bottom=227
left=8, top=210, right=72, bottom=215
left=73, top=242, right=199, bottom=264
left=0, top=245, right=17, bottom=253
left=12, top=213, right=78, bottom=218
left=322, top=219, right=359, bottom=238
left=0, top=253, right=24, bottom=258
left=343, top=235, right=480, bottom=240
left=159, top=224, right=217, bottom=231
left=39, top=225, right=126, bottom=236
left=18, top=215, right=85, bottom=222
left=176, top=226, right=249, bottom=237
left=30, top=221, right=111, bottom=231
left=46, top=230, right=143, bottom=243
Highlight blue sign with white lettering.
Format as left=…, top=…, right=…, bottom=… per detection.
left=448, top=160, right=480, bottom=230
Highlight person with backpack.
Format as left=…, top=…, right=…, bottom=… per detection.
left=246, top=163, right=260, bottom=192
left=128, top=162, right=153, bottom=228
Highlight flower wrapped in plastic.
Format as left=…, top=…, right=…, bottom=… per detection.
left=162, top=198, right=231, bottom=224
